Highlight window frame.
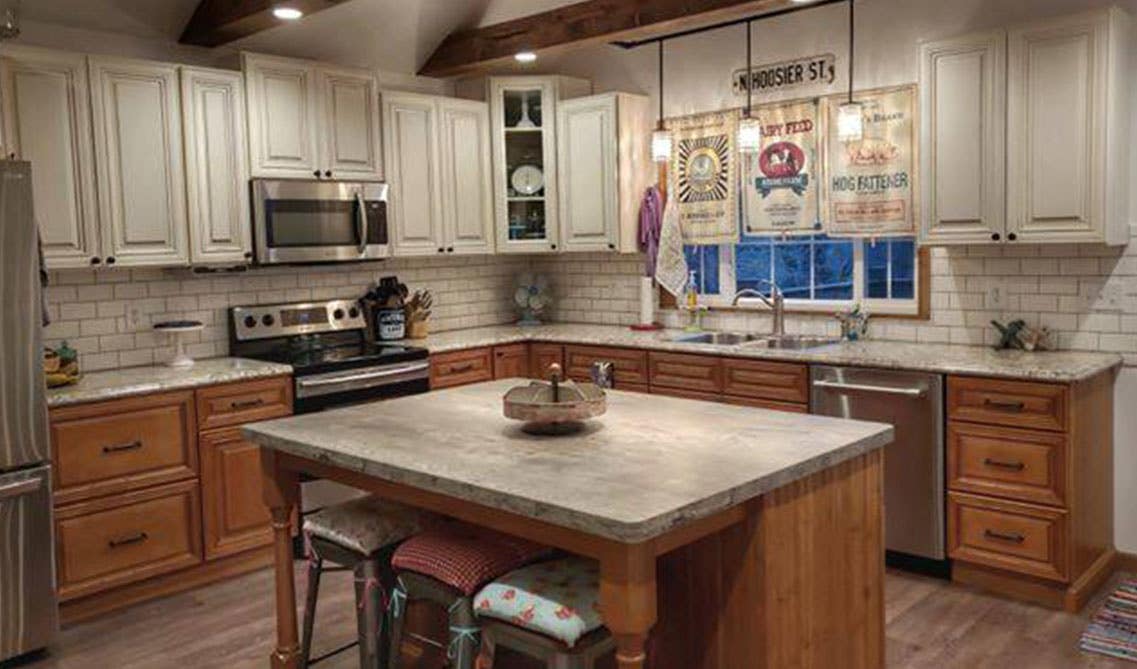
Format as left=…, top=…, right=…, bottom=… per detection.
left=694, top=237, right=925, bottom=317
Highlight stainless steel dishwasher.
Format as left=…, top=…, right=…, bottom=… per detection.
left=811, top=365, right=946, bottom=572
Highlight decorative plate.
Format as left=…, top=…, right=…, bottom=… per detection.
left=511, top=164, right=544, bottom=196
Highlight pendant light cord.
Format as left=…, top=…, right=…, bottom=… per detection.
left=657, top=40, right=665, bottom=130
left=745, top=20, right=753, bottom=118
left=847, top=0, right=855, bottom=103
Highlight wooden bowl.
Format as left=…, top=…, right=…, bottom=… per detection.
left=503, top=379, right=607, bottom=435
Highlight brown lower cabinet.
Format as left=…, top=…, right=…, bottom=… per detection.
left=49, top=375, right=292, bottom=623
left=492, top=343, right=530, bottom=379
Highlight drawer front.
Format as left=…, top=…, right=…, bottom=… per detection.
left=430, top=348, right=494, bottom=389
left=50, top=391, right=197, bottom=504
left=196, top=376, right=292, bottom=431
left=200, top=428, right=273, bottom=560
left=722, top=358, right=809, bottom=404
left=948, top=376, right=1067, bottom=432
left=492, top=344, right=530, bottom=380
left=529, top=343, right=565, bottom=379
left=55, top=479, right=203, bottom=600
left=948, top=492, right=1067, bottom=582
left=564, top=345, right=648, bottom=387
left=721, top=396, right=809, bottom=414
left=948, top=422, right=1066, bottom=507
left=648, top=352, right=723, bottom=393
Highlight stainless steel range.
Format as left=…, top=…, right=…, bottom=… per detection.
left=229, top=299, right=429, bottom=531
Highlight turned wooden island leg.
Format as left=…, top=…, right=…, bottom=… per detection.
left=600, top=543, right=657, bottom=669
left=262, top=449, right=301, bottom=669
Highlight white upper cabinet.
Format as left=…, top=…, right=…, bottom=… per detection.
left=88, top=57, right=188, bottom=267
left=437, top=97, right=493, bottom=255
left=181, top=67, right=252, bottom=265
left=244, top=53, right=381, bottom=181
left=0, top=46, right=101, bottom=269
left=320, top=67, right=382, bottom=179
left=1007, top=8, right=1129, bottom=245
left=383, top=91, right=443, bottom=256
left=919, top=32, right=1006, bottom=245
left=557, top=92, right=651, bottom=253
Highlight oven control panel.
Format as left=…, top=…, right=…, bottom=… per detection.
left=232, top=299, right=366, bottom=341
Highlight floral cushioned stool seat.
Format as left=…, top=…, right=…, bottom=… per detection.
left=474, top=557, right=604, bottom=648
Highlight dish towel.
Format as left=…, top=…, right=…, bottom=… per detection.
left=654, top=175, right=688, bottom=298
left=638, top=186, right=662, bottom=277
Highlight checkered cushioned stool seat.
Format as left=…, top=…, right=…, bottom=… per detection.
left=304, top=495, right=432, bottom=555
left=390, top=524, right=551, bottom=595
left=474, top=557, right=603, bottom=648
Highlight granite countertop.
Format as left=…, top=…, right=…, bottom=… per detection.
left=243, top=379, right=893, bottom=543
left=46, top=358, right=293, bottom=408
left=405, top=324, right=1122, bottom=383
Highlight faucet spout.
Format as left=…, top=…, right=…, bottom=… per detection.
left=731, top=281, right=786, bottom=337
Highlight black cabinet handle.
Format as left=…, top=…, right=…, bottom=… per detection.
left=551, top=244, right=557, bottom=250
left=90, top=257, right=101, bottom=265
left=983, top=458, right=1025, bottom=472
left=324, top=170, right=332, bottom=178
left=229, top=398, right=265, bottom=410
left=1007, top=233, right=1018, bottom=241
left=438, top=247, right=445, bottom=253
left=105, top=256, right=116, bottom=265
left=608, top=243, right=616, bottom=250
left=984, top=529, right=1025, bottom=544
left=102, top=440, right=142, bottom=455
left=447, top=247, right=454, bottom=253
left=984, top=398, right=1025, bottom=413
left=313, top=170, right=321, bottom=177
left=108, top=532, right=149, bottom=549
left=244, top=252, right=253, bottom=259
left=991, top=233, right=1001, bottom=241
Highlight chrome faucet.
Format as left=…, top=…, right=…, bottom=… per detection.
left=731, top=280, right=786, bottom=337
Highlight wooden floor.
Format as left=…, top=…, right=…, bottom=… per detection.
left=10, top=566, right=1133, bottom=669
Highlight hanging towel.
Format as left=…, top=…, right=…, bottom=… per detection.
left=638, top=186, right=662, bottom=277
left=38, top=230, right=50, bottom=327
left=654, top=174, right=688, bottom=298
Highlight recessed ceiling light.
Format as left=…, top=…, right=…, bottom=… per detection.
left=273, top=7, right=304, bottom=20
left=514, top=51, right=537, bottom=63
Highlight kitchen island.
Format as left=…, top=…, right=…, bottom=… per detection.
left=244, top=380, right=894, bottom=669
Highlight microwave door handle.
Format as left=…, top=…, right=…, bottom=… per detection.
left=355, top=192, right=368, bottom=255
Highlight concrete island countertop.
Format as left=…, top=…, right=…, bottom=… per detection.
left=243, top=379, right=893, bottom=543
left=45, top=358, right=294, bottom=408
left=405, top=323, right=1122, bottom=383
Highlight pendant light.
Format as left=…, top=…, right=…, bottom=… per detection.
left=836, top=0, right=864, bottom=142
left=737, top=20, right=762, bottom=153
left=651, top=40, right=673, bottom=163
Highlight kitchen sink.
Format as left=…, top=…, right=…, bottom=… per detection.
left=669, top=332, right=840, bottom=350
left=744, top=335, right=842, bottom=350
left=669, top=332, right=762, bottom=345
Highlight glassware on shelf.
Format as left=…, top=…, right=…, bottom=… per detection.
left=516, top=93, right=537, bottom=129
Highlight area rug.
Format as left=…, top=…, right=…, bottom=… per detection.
left=1081, top=578, right=1137, bottom=662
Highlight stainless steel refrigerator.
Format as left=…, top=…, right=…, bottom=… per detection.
left=0, top=160, right=57, bottom=662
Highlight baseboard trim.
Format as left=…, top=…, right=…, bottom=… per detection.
left=953, top=548, right=1117, bottom=613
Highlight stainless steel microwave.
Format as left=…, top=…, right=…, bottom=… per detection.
left=252, top=179, right=389, bottom=265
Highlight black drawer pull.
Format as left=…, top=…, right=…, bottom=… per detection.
left=449, top=363, right=475, bottom=374
left=984, top=399, right=1025, bottom=412
left=229, top=398, right=265, bottom=410
left=108, top=531, right=149, bottom=549
left=984, top=529, right=1025, bottom=544
left=102, top=440, right=142, bottom=455
left=983, top=458, right=1025, bottom=471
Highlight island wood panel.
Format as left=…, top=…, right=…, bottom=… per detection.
left=429, top=347, right=494, bottom=389
left=564, top=345, right=649, bottom=387
left=49, top=390, right=198, bottom=506
left=529, top=343, right=565, bottom=379
left=492, top=343, right=530, bottom=379
left=721, top=358, right=809, bottom=405
left=199, top=427, right=275, bottom=560
left=947, top=376, right=1068, bottom=432
left=196, top=376, right=292, bottom=431
left=55, top=479, right=202, bottom=601
left=647, top=352, right=723, bottom=394
left=947, top=421, right=1067, bottom=507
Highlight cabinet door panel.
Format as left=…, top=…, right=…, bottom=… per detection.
left=244, top=55, right=319, bottom=179
left=1007, top=14, right=1110, bottom=242
left=439, top=98, right=494, bottom=255
left=321, top=68, right=381, bottom=179
left=0, top=48, right=100, bottom=268
left=181, top=67, right=251, bottom=265
left=383, top=93, right=443, bottom=256
left=200, top=428, right=273, bottom=560
left=559, top=95, right=617, bottom=252
left=919, top=33, right=1005, bottom=245
left=89, top=57, right=188, bottom=267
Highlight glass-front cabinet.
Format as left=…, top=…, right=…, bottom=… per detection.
left=489, top=78, right=561, bottom=253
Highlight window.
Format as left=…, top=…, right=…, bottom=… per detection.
left=684, top=234, right=921, bottom=316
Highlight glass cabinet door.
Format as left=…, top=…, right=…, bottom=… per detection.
left=490, top=79, right=559, bottom=253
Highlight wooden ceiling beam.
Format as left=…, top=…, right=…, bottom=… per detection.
left=419, top=0, right=809, bottom=78
left=179, top=0, right=346, bottom=48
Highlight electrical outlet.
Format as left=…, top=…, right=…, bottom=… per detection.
left=986, top=286, right=1004, bottom=310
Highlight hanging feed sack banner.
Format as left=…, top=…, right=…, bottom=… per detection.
left=825, top=85, right=917, bottom=236
left=742, top=99, right=821, bottom=235
left=667, top=109, right=740, bottom=246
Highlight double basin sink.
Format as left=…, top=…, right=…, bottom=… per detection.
left=668, top=332, right=841, bottom=350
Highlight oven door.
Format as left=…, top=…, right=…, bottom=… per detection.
left=253, top=179, right=389, bottom=264
left=293, top=360, right=430, bottom=414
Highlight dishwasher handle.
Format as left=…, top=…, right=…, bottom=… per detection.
left=812, top=379, right=927, bottom=398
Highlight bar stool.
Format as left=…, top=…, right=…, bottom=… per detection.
left=300, top=496, right=437, bottom=669
left=386, top=525, right=552, bottom=669
left=473, top=557, right=615, bottom=669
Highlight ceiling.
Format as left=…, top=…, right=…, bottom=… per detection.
left=18, top=0, right=583, bottom=74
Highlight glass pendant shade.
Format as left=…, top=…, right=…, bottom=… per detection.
left=651, top=128, right=673, bottom=163
left=738, top=116, right=762, bottom=154
left=836, top=101, right=865, bottom=142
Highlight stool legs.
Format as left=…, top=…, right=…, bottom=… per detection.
left=447, top=597, right=480, bottom=669
left=386, top=579, right=408, bottom=669
left=354, top=559, right=385, bottom=669
left=300, top=555, right=323, bottom=669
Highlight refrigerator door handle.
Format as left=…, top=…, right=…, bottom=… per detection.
left=0, top=477, right=41, bottom=500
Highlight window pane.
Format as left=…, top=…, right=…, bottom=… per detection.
left=891, top=240, right=915, bottom=299
left=736, top=243, right=772, bottom=292
left=774, top=241, right=812, bottom=299
left=864, top=240, right=889, bottom=299
left=814, top=241, right=854, bottom=299
left=702, top=246, right=720, bottom=295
